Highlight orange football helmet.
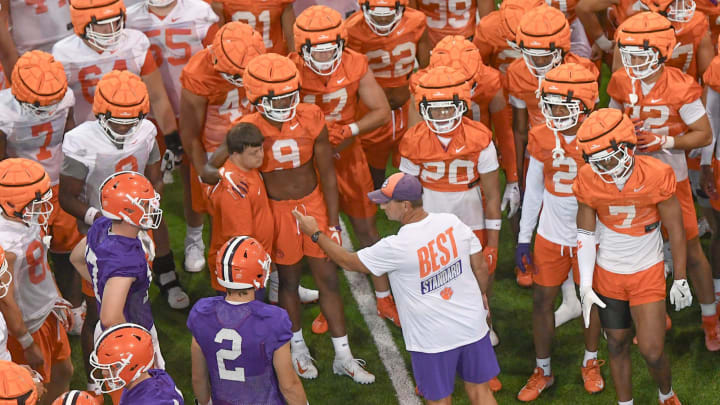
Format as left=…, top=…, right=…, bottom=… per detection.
left=0, top=245, right=12, bottom=300
left=243, top=53, right=300, bottom=122
left=640, top=0, right=696, bottom=22
left=211, top=22, right=266, bottom=87
left=69, top=0, right=126, bottom=52
left=499, top=0, right=545, bottom=47
left=540, top=63, right=599, bottom=132
left=216, top=236, right=271, bottom=290
left=414, top=66, right=471, bottom=134
left=0, top=158, right=52, bottom=228
left=429, top=36, right=484, bottom=96
left=11, top=51, right=67, bottom=120
left=294, top=5, right=347, bottom=76
left=99, top=171, right=162, bottom=230
left=577, top=108, right=637, bottom=184
left=92, top=70, right=149, bottom=145
left=615, top=11, right=676, bottom=80
left=90, top=323, right=154, bottom=393
left=358, top=0, right=408, bottom=36
left=516, top=4, right=571, bottom=78
left=0, top=360, right=38, bottom=405
left=52, top=391, right=97, bottom=405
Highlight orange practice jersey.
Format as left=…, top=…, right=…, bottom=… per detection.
left=415, top=0, right=477, bottom=45
left=703, top=54, right=720, bottom=92
left=668, top=12, right=709, bottom=79
left=609, top=0, right=647, bottom=27
left=345, top=8, right=426, bottom=89
left=573, top=155, right=675, bottom=237
left=507, top=53, right=599, bottom=128
left=473, top=11, right=522, bottom=78
left=212, top=0, right=293, bottom=54
left=180, top=48, right=253, bottom=152
left=547, top=0, right=578, bottom=22
left=527, top=125, right=585, bottom=197
left=399, top=117, right=494, bottom=192
left=240, top=104, right=325, bottom=173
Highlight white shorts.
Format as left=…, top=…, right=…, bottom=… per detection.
left=423, top=187, right=485, bottom=230
left=94, top=322, right=165, bottom=369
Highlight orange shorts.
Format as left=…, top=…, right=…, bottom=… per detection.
left=360, top=100, right=410, bottom=169
left=47, top=185, right=83, bottom=253
left=532, top=234, right=579, bottom=287
left=473, top=229, right=487, bottom=247
left=189, top=164, right=210, bottom=214
left=593, top=261, right=666, bottom=307
left=711, top=159, right=720, bottom=211
left=270, top=186, right=329, bottom=265
left=676, top=179, right=699, bottom=240
left=8, top=315, right=71, bottom=382
left=335, top=140, right=377, bottom=219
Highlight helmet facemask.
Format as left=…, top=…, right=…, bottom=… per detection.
left=18, top=100, right=61, bottom=120
left=21, top=188, right=53, bottom=228
left=362, top=5, right=404, bottom=36
left=85, top=15, right=125, bottom=52
left=420, top=98, right=467, bottom=134
left=128, top=192, right=163, bottom=230
left=258, top=91, right=300, bottom=122
left=0, top=259, right=13, bottom=299
left=619, top=45, right=662, bottom=80
left=541, top=93, right=584, bottom=132
left=665, top=0, right=696, bottom=23
left=521, top=47, right=564, bottom=78
left=146, top=0, right=175, bottom=7
left=220, top=72, right=244, bottom=87
left=302, top=41, right=344, bottom=76
left=586, top=143, right=635, bottom=184
left=98, top=114, right=144, bottom=146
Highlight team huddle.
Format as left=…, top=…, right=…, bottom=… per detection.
left=0, top=0, right=719, bottom=404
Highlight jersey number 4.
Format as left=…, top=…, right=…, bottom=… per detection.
left=215, top=328, right=245, bottom=381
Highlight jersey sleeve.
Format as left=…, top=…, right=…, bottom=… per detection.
left=180, top=51, right=213, bottom=97
left=703, top=57, right=720, bottom=93
left=271, top=309, right=292, bottom=353
left=605, top=71, right=627, bottom=103
left=299, top=104, right=326, bottom=139
left=148, top=142, right=161, bottom=165
left=357, top=235, right=403, bottom=277
left=572, top=165, right=596, bottom=208
left=60, top=155, right=90, bottom=180
left=477, top=142, right=499, bottom=174
left=647, top=162, right=677, bottom=205
left=140, top=49, right=157, bottom=76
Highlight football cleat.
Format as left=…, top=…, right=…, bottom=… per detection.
left=243, top=54, right=300, bottom=122
left=294, top=6, right=346, bottom=76
left=490, top=328, right=500, bottom=346
left=517, top=368, right=554, bottom=402
left=577, top=109, right=637, bottom=185
left=69, top=0, right=126, bottom=52
left=333, top=357, right=375, bottom=384
left=211, top=22, right=265, bottom=87
left=702, top=315, right=720, bottom=351
left=99, top=171, right=162, bottom=230
left=312, top=312, right=328, bottom=334
left=413, top=66, right=471, bottom=134
left=0, top=360, right=38, bottom=404
left=515, top=4, right=571, bottom=78
left=92, top=70, right=150, bottom=146
left=489, top=376, right=502, bottom=392
left=581, top=359, right=605, bottom=394
left=291, top=346, right=318, bottom=379
left=299, top=285, right=319, bottom=304
left=11, top=50, right=68, bottom=119
left=376, top=295, right=401, bottom=327
left=554, top=300, right=582, bottom=327
left=659, top=392, right=683, bottom=405
left=615, top=12, right=676, bottom=80
left=515, top=266, right=533, bottom=288
left=183, top=236, right=205, bottom=273
left=0, top=158, right=53, bottom=228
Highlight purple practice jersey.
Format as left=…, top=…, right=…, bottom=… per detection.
left=86, top=217, right=154, bottom=331
left=119, top=369, right=184, bottom=405
left=187, top=297, right=292, bottom=405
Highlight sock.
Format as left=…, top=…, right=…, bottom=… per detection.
left=332, top=335, right=352, bottom=360
left=658, top=388, right=674, bottom=402
left=375, top=290, right=390, bottom=299
left=291, top=329, right=306, bottom=350
left=700, top=303, right=717, bottom=317
left=560, top=276, right=579, bottom=305
left=536, top=357, right=551, bottom=376
left=618, top=400, right=633, bottom=405
left=186, top=225, right=203, bottom=241
left=714, top=279, right=720, bottom=295
left=268, top=272, right=279, bottom=303
left=582, top=350, right=598, bottom=367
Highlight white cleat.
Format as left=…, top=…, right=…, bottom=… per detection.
left=490, top=328, right=500, bottom=346
left=184, top=237, right=206, bottom=273
left=333, top=357, right=375, bottom=384
left=554, top=300, right=582, bottom=327
left=68, top=301, right=86, bottom=336
left=167, top=286, right=190, bottom=310
left=292, top=347, right=318, bottom=379
left=299, top=285, right=319, bottom=304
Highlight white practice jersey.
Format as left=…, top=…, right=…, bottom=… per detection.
left=0, top=89, right=74, bottom=185
left=62, top=120, right=158, bottom=210
left=9, top=0, right=71, bottom=53
left=52, top=30, right=151, bottom=124
left=0, top=313, right=9, bottom=361
left=0, top=218, right=58, bottom=333
left=126, top=0, right=217, bottom=116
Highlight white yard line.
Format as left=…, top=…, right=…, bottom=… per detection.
left=340, top=218, right=421, bottom=405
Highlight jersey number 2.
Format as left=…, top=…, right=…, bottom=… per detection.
left=215, top=328, right=245, bottom=382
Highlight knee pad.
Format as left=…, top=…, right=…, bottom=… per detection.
left=597, top=293, right=632, bottom=330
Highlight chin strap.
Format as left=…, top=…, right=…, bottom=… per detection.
left=628, top=77, right=639, bottom=106
left=551, top=128, right=566, bottom=164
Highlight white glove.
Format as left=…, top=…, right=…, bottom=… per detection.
left=580, top=286, right=606, bottom=328
left=501, top=182, right=521, bottom=218
left=52, top=297, right=73, bottom=332
left=669, top=279, right=692, bottom=311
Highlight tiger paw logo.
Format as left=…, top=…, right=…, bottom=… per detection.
left=440, top=287, right=453, bottom=300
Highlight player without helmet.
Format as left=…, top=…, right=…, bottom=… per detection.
left=294, top=6, right=347, bottom=76
left=243, top=53, right=301, bottom=123
left=10, top=50, right=68, bottom=120
left=93, top=70, right=150, bottom=146
left=99, top=171, right=162, bottom=230
left=516, top=4, right=572, bottom=78
left=358, top=0, right=408, bottom=36
left=69, top=0, right=127, bottom=52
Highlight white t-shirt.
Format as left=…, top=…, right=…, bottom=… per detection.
left=357, top=212, right=489, bottom=353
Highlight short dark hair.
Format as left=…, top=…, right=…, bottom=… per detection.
left=409, top=198, right=423, bottom=208
left=226, top=123, right=264, bottom=154
left=226, top=287, right=254, bottom=296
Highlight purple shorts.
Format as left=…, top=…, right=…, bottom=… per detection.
left=410, top=333, right=500, bottom=401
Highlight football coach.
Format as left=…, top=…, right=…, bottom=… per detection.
left=292, top=172, right=500, bottom=405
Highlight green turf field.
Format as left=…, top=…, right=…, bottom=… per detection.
left=66, top=64, right=720, bottom=404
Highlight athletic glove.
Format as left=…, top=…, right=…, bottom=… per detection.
left=329, top=225, right=342, bottom=246
left=51, top=298, right=74, bottom=332
left=669, top=279, right=692, bottom=311
left=161, top=131, right=184, bottom=183
left=501, top=182, right=521, bottom=218
left=515, top=243, right=533, bottom=273
left=636, top=131, right=674, bottom=153
left=580, top=286, right=606, bottom=329
left=482, top=246, right=498, bottom=273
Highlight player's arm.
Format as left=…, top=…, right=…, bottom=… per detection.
left=518, top=157, right=545, bottom=243
left=576, top=201, right=604, bottom=327
left=417, top=28, right=432, bottom=68
left=281, top=3, right=296, bottom=53
left=701, top=86, right=720, bottom=198
left=179, top=88, right=210, bottom=175
left=658, top=195, right=687, bottom=280
left=576, top=0, right=617, bottom=55
left=355, top=70, right=391, bottom=134
left=64, top=107, right=76, bottom=133
left=0, top=0, right=19, bottom=79
left=144, top=142, right=163, bottom=194
left=489, top=90, right=518, bottom=183
left=190, top=337, right=212, bottom=405
left=674, top=106, right=712, bottom=150
left=70, top=237, right=91, bottom=282
left=201, top=142, right=229, bottom=185
left=469, top=251, right=490, bottom=294
left=479, top=168, right=501, bottom=248
left=141, top=69, right=179, bottom=136
left=511, top=105, right=529, bottom=188
left=477, top=0, right=494, bottom=19
left=697, top=32, right=714, bottom=79
left=313, top=126, right=340, bottom=227
left=0, top=252, right=44, bottom=370
left=273, top=342, right=308, bottom=405
left=0, top=130, right=6, bottom=159
left=209, top=2, right=226, bottom=26
left=99, top=276, right=133, bottom=329
left=59, top=158, right=100, bottom=225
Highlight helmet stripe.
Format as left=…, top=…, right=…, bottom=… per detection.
left=67, top=390, right=80, bottom=405
left=222, top=236, right=248, bottom=284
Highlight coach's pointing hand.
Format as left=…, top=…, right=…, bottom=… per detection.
left=292, top=209, right=320, bottom=236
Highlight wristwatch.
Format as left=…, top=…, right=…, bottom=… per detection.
left=311, top=230, right=323, bottom=243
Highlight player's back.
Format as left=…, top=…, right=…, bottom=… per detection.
left=9, top=0, right=71, bottom=53
left=415, top=0, right=476, bottom=45
left=473, top=11, right=520, bottom=75
left=86, top=217, right=153, bottom=331
left=667, top=11, right=708, bottom=78
left=187, top=296, right=292, bottom=405
left=52, top=29, right=151, bottom=124
left=214, top=0, right=292, bottom=54
left=0, top=89, right=74, bottom=185
left=119, top=369, right=184, bottom=405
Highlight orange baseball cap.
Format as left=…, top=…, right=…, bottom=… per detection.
left=367, top=173, right=422, bottom=204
